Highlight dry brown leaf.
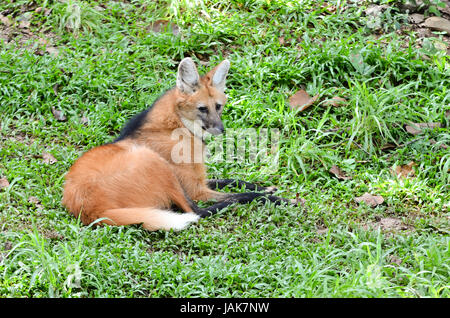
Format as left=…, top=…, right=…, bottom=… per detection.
left=323, top=96, right=346, bottom=107
left=405, top=125, right=421, bottom=135
left=289, top=90, right=319, bottom=111
left=321, top=3, right=337, bottom=14
left=293, top=193, right=307, bottom=207
left=392, top=161, right=415, bottom=178
left=329, top=165, right=352, bottom=180
left=42, top=152, right=57, bottom=164
left=381, top=143, right=396, bottom=151
left=405, top=122, right=442, bottom=135
left=430, top=139, right=449, bottom=150
left=81, top=114, right=89, bottom=125
left=149, top=20, right=180, bottom=36
left=28, top=196, right=44, bottom=210
left=52, top=84, right=59, bottom=95
left=28, top=196, right=40, bottom=204
left=51, top=107, right=67, bottom=122
left=38, top=37, right=49, bottom=45
left=317, top=226, right=328, bottom=235
left=388, top=254, right=403, bottom=265
left=355, top=192, right=384, bottom=207
left=0, top=177, right=10, bottom=190
left=18, top=20, right=30, bottom=29
left=363, top=217, right=412, bottom=232
left=0, top=14, right=12, bottom=27
left=46, top=47, right=59, bottom=56
left=35, top=7, right=52, bottom=16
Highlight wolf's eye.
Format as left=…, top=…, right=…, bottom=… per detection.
left=198, top=106, right=209, bottom=113
left=215, top=103, right=222, bottom=111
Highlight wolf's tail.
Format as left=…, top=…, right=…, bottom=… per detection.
left=97, top=208, right=200, bottom=231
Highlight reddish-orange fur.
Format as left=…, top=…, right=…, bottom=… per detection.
left=62, top=59, right=228, bottom=231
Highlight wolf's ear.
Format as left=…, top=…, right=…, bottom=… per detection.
left=177, top=57, right=200, bottom=95
left=210, top=60, right=230, bottom=92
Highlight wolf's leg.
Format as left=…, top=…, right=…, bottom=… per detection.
left=206, top=179, right=277, bottom=193
left=193, top=192, right=294, bottom=218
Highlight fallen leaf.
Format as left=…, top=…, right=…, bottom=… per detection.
left=355, top=192, right=384, bottom=207
left=42, top=152, right=57, bottom=164
left=81, top=114, right=89, bottom=125
left=0, top=177, right=10, bottom=190
left=28, top=196, right=40, bottom=204
left=289, top=89, right=319, bottom=111
left=149, top=20, right=180, bottom=36
left=316, top=226, right=328, bottom=235
left=0, top=14, right=12, bottom=27
left=18, top=20, right=30, bottom=29
left=323, top=96, right=346, bottom=107
left=429, top=139, right=449, bottom=150
left=292, top=193, right=307, bottom=207
left=51, top=107, right=67, bottom=121
left=405, top=122, right=442, bottom=135
left=392, top=161, right=415, bottom=178
left=28, top=196, right=44, bottom=210
left=38, top=37, right=49, bottom=45
left=53, top=84, right=59, bottom=95
left=388, top=254, right=402, bottom=265
left=34, top=7, right=51, bottom=16
left=377, top=217, right=410, bottom=231
left=46, top=47, right=59, bottom=56
left=405, top=125, right=421, bottom=135
left=329, top=165, right=352, bottom=180
left=321, top=3, right=337, bottom=14
left=34, top=49, right=45, bottom=56
left=4, top=241, right=13, bottom=251
left=381, top=143, right=396, bottom=151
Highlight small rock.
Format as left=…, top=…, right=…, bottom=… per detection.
left=365, top=4, right=388, bottom=16
left=409, top=13, right=425, bottom=24
left=398, top=0, right=424, bottom=13
left=415, top=27, right=432, bottom=38
left=424, top=16, right=450, bottom=34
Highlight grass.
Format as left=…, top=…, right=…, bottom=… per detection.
left=0, top=0, right=449, bottom=297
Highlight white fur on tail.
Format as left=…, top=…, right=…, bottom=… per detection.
left=155, top=209, right=200, bottom=231
left=99, top=208, right=200, bottom=231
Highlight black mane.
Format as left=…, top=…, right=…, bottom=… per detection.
left=113, top=89, right=170, bottom=143
left=113, top=107, right=151, bottom=142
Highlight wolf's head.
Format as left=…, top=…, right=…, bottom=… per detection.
left=175, top=58, right=230, bottom=138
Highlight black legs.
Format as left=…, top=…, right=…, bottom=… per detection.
left=192, top=180, right=294, bottom=218
left=206, top=179, right=277, bottom=193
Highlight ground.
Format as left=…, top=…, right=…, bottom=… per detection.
left=0, top=0, right=449, bottom=297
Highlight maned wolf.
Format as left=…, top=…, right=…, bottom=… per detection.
left=62, top=58, right=295, bottom=231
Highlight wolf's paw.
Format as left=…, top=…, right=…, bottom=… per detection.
left=170, top=213, right=200, bottom=231
left=263, top=186, right=278, bottom=194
